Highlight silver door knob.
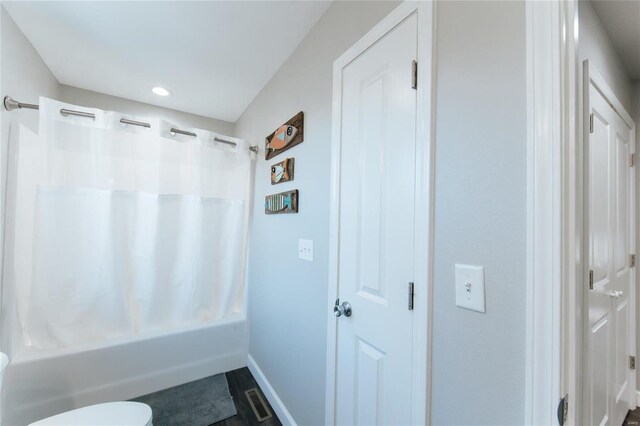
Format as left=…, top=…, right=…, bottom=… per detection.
left=606, top=290, right=623, bottom=298
left=334, top=299, right=352, bottom=317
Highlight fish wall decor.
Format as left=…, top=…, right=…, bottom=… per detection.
left=265, top=112, right=304, bottom=160
left=271, top=158, right=295, bottom=185
left=265, top=189, right=299, bottom=215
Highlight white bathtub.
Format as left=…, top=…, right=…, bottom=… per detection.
left=2, top=314, right=248, bottom=426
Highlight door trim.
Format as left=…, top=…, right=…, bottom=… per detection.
left=585, top=62, right=634, bottom=129
left=525, top=1, right=577, bottom=424
left=324, top=2, right=435, bottom=424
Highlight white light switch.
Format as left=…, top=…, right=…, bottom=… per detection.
left=298, top=239, right=313, bottom=262
left=455, top=264, right=485, bottom=313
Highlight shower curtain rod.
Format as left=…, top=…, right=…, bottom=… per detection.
left=3, top=96, right=259, bottom=154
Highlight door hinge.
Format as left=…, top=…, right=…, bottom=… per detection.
left=631, top=254, right=636, bottom=268
left=589, top=269, right=594, bottom=290
left=630, top=356, right=636, bottom=370
left=408, top=282, right=415, bottom=310
left=631, top=153, right=636, bottom=168
left=589, top=113, right=594, bottom=133
left=557, top=394, right=568, bottom=426
left=411, top=60, right=417, bottom=90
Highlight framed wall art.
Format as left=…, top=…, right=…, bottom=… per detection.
left=271, top=157, right=295, bottom=185
left=265, top=189, right=298, bottom=215
left=265, top=111, right=304, bottom=160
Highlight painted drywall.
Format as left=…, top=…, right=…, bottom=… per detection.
left=580, top=0, right=632, bottom=111
left=233, top=1, right=400, bottom=424
left=430, top=2, right=527, bottom=424
left=633, top=83, right=640, bottom=387
left=0, top=7, right=58, bottom=137
left=0, top=5, right=59, bottom=351
left=59, top=85, right=234, bottom=136
left=237, top=1, right=530, bottom=424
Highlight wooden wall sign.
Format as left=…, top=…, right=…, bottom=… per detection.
left=265, top=189, right=298, bottom=215
left=271, top=158, right=295, bottom=185
left=265, top=111, right=304, bottom=160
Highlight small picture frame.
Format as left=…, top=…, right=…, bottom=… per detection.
left=271, top=158, right=295, bottom=185
left=265, top=189, right=299, bottom=215
left=265, top=112, right=304, bottom=160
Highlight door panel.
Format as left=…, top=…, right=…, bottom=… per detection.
left=586, top=82, right=635, bottom=426
left=614, top=129, right=629, bottom=274
left=590, top=316, right=610, bottom=426
left=335, top=13, right=417, bottom=426
left=589, top=108, right=611, bottom=287
left=588, top=90, right=613, bottom=426
left=612, top=111, right=633, bottom=425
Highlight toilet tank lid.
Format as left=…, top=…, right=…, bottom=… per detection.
left=29, top=401, right=152, bottom=426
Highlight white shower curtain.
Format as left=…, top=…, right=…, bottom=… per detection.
left=12, top=97, right=253, bottom=349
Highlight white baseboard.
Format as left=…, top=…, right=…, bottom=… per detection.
left=247, top=354, right=297, bottom=426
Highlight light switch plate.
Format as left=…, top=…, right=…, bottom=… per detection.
left=455, top=264, right=485, bottom=313
left=298, top=239, right=313, bottom=262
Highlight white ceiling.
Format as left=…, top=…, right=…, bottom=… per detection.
left=3, top=1, right=332, bottom=122
left=591, top=0, right=640, bottom=80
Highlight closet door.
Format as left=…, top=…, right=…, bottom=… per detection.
left=585, top=80, right=636, bottom=426
left=333, top=14, right=418, bottom=425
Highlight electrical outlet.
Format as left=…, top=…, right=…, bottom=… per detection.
left=298, top=239, right=313, bottom=262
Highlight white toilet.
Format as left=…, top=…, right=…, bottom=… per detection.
left=0, top=352, right=152, bottom=426
left=29, top=402, right=152, bottom=426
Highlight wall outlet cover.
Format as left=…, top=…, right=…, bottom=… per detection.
left=454, top=264, right=486, bottom=313
left=298, top=239, right=313, bottom=262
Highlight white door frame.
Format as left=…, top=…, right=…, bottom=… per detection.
left=579, top=60, right=637, bottom=423
left=526, top=0, right=578, bottom=424
left=539, top=1, right=639, bottom=425
left=324, top=1, right=435, bottom=424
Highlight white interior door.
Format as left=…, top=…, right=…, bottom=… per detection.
left=332, top=13, right=418, bottom=426
left=585, top=78, right=636, bottom=426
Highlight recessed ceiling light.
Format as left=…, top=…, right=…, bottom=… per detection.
left=152, top=87, right=170, bottom=96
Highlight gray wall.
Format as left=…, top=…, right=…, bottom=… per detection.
left=233, top=1, right=400, bottom=424
left=59, top=85, right=234, bottom=135
left=579, top=0, right=632, bottom=111
left=0, top=7, right=58, bottom=138
left=0, top=6, right=59, bottom=352
left=236, top=1, right=529, bottom=425
left=430, top=2, right=527, bottom=425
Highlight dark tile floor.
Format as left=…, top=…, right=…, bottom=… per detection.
left=212, top=367, right=282, bottom=426
left=625, top=408, right=640, bottom=425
